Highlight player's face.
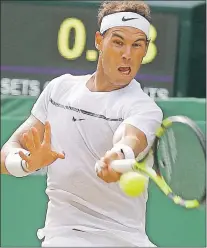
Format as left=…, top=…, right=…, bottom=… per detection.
left=95, top=27, right=148, bottom=86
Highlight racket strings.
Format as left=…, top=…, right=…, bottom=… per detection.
left=158, top=123, right=205, bottom=201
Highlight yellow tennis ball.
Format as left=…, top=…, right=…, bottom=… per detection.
left=119, top=172, right=147, bottom=197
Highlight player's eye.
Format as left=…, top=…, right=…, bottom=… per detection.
left=113, top=40, right=124, bottom=46
left=133, top=43, right=142, bottom=48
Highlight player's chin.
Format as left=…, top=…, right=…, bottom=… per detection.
left=114, top=73, right=134, bottom=86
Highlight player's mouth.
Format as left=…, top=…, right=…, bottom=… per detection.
left=118, top=67, right=131, bottom=75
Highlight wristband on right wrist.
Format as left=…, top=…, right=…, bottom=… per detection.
left=5, top=148, right=32, bottom=177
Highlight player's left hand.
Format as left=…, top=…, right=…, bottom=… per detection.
left=96, top=150, right=124, bottom=183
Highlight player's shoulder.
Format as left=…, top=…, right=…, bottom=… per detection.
left=123, top=79, right=163, bottom=116
left=50, top=73, right=89, bottom=86
left=125, top=79, right=157, bottom=104
left=47, top=73, right=91, bottom=92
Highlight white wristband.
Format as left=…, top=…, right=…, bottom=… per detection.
left=111, top=144, right=135, bottom=160
left=95, top=145, right=135, bottom=174
left=5, top=148, right=32, bottom=177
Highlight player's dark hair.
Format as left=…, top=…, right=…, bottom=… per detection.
left=97, top=1, right=152, bottom=27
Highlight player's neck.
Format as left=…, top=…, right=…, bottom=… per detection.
left=86, top=63, right=130, bottom=92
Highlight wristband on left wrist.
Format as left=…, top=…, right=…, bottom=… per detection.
left=111, top=144, right=135, bottom=160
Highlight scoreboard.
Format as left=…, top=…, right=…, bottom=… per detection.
left=1, top=1, right=205, bottom=99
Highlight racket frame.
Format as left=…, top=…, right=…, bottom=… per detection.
left=113, top=116, right=206, bottom=209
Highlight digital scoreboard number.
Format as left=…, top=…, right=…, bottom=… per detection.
left=57, top=17, right=157, bottom=64
left=1, top=1, right=179, bottom=99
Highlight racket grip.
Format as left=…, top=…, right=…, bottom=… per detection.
left=110, top=159, right=136, bottom=173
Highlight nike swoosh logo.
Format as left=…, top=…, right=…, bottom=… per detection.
left=72, top=117, right=85, bottom=122
left=122, top=17, right=138, bottom=22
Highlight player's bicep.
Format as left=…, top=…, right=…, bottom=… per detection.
left=7, top=114, right=45, bottom=149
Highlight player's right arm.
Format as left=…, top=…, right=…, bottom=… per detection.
left=1, top=115, right=44, bottom=174
left=0, top=75, right=68, bottom=176
left=1, top=114, right=64, bottom=175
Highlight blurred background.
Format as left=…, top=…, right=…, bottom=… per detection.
left=1, top=1, right=206, bottom=247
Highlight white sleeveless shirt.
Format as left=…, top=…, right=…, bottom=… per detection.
left=31, top=74, right=163, bottom=246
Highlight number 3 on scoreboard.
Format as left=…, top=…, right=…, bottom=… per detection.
left=57, top=17, right=157, bottom=64
left=142, top=25, right=157, bottom=64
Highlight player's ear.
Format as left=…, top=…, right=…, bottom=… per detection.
left=95, top=31, right=103, bottom=51
left=144, top=39, right=150, bottom=56
left=141, top=40, right=149, bottom=63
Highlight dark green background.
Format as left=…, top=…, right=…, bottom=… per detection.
left=1, top=1, right=206, bottom=97
left=0, top=1, right=178, bottom=96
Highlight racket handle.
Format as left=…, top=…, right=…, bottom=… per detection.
left=110, top=159, right=137, bottom=173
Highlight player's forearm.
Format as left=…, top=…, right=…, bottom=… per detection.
left=1, top=141, right=23, bottom=174
left=112, top=124, right=148, bottom=159
left=114, top=135, right=146, bottom=158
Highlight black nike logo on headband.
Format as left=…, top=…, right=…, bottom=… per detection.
left=122, top=17, right=138, bottom=22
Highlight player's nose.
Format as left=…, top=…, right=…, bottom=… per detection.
left=121, top=46, right=132, bottom=61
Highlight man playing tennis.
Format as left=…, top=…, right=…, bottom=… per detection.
left=1, top=1, right=163, bottom=246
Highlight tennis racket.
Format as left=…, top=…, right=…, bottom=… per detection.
left=111, top=116, right=206, bottom=209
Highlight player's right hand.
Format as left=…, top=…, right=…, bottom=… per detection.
left=18, top=121, right=65, bottom=172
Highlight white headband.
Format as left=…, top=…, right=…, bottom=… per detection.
left=100, top=12, right=150, bottom=39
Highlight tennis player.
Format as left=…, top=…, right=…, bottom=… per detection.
left=1, top=1, right=163, bottom=247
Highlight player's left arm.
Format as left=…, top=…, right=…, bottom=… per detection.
left=96, top=124, right=148, bottom=183
left=96, top=105, right=163, bottom=183
left=113, top=123, right=148, bottom=157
